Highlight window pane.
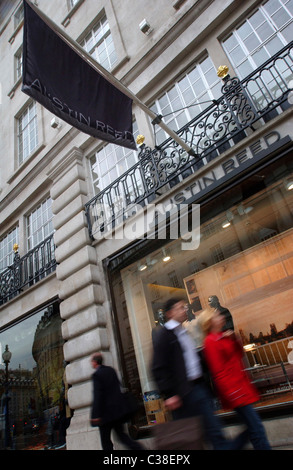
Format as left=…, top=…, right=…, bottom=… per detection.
left=252, top=47, right=270, bottom=66
left=222, top=1, right=293, bottom=77
left=26, top=198, right=53, bottom=250
left=0, top=227, right=19, bottom=272
left=0, top=303, right=65, bottom=450
left=89, top=123, right=139, bottom=194
left=18, top=102, right=38, bottom=165
left=282, top=21, right=293, bottom=41
left=81, top=16, right=117, bottom=70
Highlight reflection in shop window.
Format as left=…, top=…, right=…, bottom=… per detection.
left=111, top=160, right=293, bottom=428
left=188, top=258, right=200, bottom=274
left=211, top=244, right=225, bottom=264
left=168, top=270, right=181, bottom=288
left=0, top=303, right=68, bottom=450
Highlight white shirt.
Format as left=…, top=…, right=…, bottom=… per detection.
left=165, top=319, right=202, bottom=380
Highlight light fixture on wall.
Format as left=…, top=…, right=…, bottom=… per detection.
left=221, top=209, right=233, bottom=229
left=139, top=19, right=152, bottom=35
left=162, top=248, right=171, bottom=262
left=221, top=220, right=231, bottom=229
left=286, top=180, right=293, bottom=191
left=51, top=117, right=61, bottom=129
left=243, top=343, right=260, bottom=367
left=138, top=263, right=147, bottom=272
left=237, top=204, right=254, bottom=216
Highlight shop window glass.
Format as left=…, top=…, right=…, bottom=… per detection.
left=0, top=303, right=67, bottom=450
left=110, top=154, right=293, bottom=428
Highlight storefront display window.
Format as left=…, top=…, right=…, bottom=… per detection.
left=110, top=153, right=293, bottom=428
left=0, top=302, right=66, bottom=449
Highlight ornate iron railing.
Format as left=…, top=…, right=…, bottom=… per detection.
left=0, top=234, right=56, bottom=305
left=85, top=42, right=293, bottom=240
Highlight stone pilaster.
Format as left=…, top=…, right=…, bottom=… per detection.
left=47, top=148, right=109, bottom=450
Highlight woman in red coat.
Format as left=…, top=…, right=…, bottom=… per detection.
left=199, top=310, right=271, bottom=450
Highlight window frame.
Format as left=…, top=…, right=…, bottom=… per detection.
left=17, top=101, right=39, bottom=166
left=0, top=227, right=19, bottom=273
left=80, top=14, right=118, bottom=71
left=26, top=197, right=54, bottom=251
left=150, top=56, right=222, bottom=145
left=222, top=0, right=293, bottom=78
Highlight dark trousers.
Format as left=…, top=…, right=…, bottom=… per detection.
left=172, top=382, right=248, bottom=450
left=99, top=420, right=143, bottom=450
left=235, top=405, right=271, bottom=450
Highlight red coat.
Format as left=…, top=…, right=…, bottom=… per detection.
left=204, top=333, right=259, bottom=410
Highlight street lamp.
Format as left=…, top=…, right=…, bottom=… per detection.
left=2, top=345, right=12, bottom=449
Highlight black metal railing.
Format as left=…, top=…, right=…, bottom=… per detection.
left=0, top=234, right=56, bottom=305
left=86, top=42, right=292, bottom=239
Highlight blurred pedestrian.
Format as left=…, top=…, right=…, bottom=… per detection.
left=151, top=298, right=247, bottom=450
left=90, top=352, right=144, bottom=450
left=199, top=309, right=271, bottom=450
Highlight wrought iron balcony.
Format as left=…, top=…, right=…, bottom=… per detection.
left=0, top=235, right=56, bottom=305
left=85, top=41, right=293, bottom=240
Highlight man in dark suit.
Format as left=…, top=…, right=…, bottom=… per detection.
left=208, top=295, right=234, bottom=332
left=151, top=298, right=246, bottom=450
left=90, top=352, right=144, bottom=450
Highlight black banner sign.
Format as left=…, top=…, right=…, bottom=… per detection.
left=22, top=0, right=136, bottom=150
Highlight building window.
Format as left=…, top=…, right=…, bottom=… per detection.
left=26, top=198, right=53, bottom=251
left=168, top=270, right=181, bottom=288
left=14, top=3, right=24, bottom=29
left=222, top=0, right=293, bottom=79
left=69, top=0, right=79, bottom=8
left=15, top=47, right=23, bottom=82
left=90, top=121, right=139, bottom=193
left=187, top=258, right=200, bottom=274
left=211, top=244, right=225, bottom=264
left=150, top=56, right=222, bottom=145
left=80, top=15, right=117, bottom=70
left=0, top=227, right=19, bottom=273
left=17, top=102, right=38, bottom=165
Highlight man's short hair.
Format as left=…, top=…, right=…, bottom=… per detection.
left=164, top=297, right=184, bottom=314
left=91, top=352, right=103, bottom=365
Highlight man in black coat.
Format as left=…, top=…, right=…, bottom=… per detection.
left=90, top=352, right=144, bottom=450
left=151, top=298, right=246, bottom=450
left=208, top=295, right=234, bottom=332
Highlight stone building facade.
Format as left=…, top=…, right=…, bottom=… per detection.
left=1, top=0, right=293, bottom=450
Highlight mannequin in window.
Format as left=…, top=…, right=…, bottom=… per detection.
left=208, top=295, right=234, bottom=332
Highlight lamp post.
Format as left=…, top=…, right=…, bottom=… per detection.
left=2, top=345, right=12, bottom=449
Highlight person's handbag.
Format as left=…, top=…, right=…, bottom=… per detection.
left=152, top=416, right=204, bottom=450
